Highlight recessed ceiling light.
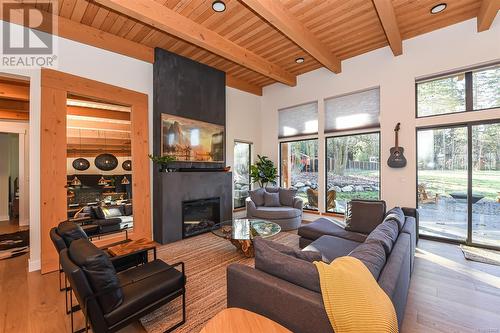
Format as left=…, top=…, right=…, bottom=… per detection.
left=295, top=57, right=305, bottom=64
left=212, top=1, right=226, bottom=12
left=430, top=3, right=447, bottom=14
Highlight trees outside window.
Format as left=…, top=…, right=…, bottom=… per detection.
left=326, top=133, right=380, bottom=213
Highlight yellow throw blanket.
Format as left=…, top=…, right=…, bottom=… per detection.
left=314, top=257, right=398, bottom=333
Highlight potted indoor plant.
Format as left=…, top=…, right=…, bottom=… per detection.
left=250, top=155, right=278, bottom=188
left=148, top=154, right=176, bottom=172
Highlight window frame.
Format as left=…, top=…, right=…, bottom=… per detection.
left=279, top=137, right=319, bottom=211
left=324, top=130, right=382, bottom=215
left=415, top=118, right=500, bottom=252
left=415, top=62, right=500, bottom=119
left=233, top=140, right=252, bottom=209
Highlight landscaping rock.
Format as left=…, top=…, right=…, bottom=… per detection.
left=342, top=185, right=354, bottom=192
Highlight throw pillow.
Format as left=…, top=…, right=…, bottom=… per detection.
left=249, top=188, right=265, bottom=206
left=348, top=238, right=387, bottom=280
left=93, top=206, right=105, bottom=219
left=264, top=191, right=281, bottom=207
left=100, top=206, right=123, bottom=219
left=344, top=199, right=387, bottom=234
left=384, top=207, right=405, bottom=232
left=57, top=221, right=88, bottom=247
left=365, top=220, right=399, bottom=254
left=254, top=237, right=321, bottom=292
left=69, top=239, right=124, bottom=313
left=279, top=188, right=297, bottom=207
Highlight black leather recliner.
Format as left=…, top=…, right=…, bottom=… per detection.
left=60, top=239, right=186, bottom=333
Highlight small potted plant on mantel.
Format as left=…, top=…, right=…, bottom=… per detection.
left=148, top=154, right=176, bottom=172
left=250, top=155, right=278, bottom=188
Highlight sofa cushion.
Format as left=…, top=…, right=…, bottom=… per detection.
left=253, top=206, right=302, bottom=220
left=279, top=188, right=297, bottom=207
left=298, top=218, right=367, bottom=243
left=384, top=207, right=405, bottom=232
left=57, top=221, right=88, bottom=247
left=258, top=237, right=322, bottom=262
left=303, top=235, right=361, bottom=263
left=254, top=237, right=321, bottom=293
left=344, top=200, right=387, bottom=234
left=349, top=238, right=387, bottom=280
left=265, top=187, right=280, bottom=193
left=69, top=239, right=123, bottom=314
left=249, top=188, right=265, bottom=206
left=264, top=191, right=281, bottom=207
left=366, top=219, right=399, bottom=254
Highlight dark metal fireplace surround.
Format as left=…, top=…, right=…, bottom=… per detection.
left=182, top=197, right=220, bottom=238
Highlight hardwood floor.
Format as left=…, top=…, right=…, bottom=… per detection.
left=0, top=219, right=27, bottom=235
left=0, top=239, right=499, bottom=333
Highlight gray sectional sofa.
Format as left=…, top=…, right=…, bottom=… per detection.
left=227, top=200, right=418, bottom=333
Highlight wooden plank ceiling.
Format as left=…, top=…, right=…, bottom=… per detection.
left=22, top=0, right=494, bottom=95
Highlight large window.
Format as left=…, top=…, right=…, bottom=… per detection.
left=326, top=133, right=380, bottom=213
left=416, top=64, right=500, bottom=117
left=280, top=139, right=319, bottom=211
left=233, top=141, right=251, bottom=209
left=417, top=121, right=500, bottom=249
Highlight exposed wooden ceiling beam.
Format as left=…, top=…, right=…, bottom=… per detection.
left=226, top=75, right=262, bottom=96
left=372, top=0, right=403, bottom=56
left=239, top=0, right=341, bottom=73
left=67, top=150, right=131, bottom=158
left=94, top=0, right=296, bottom=86
left=0, top=110, right=29, bottom=121
left=66, top=119, right=131, bottom=132
left=67, top=137, right=131, bottom=145
left=477, top=0, right=500, bottom=32
left=0, top=82, right=29, bottom=101
left=0, top=99, right=29, bottom=112
left=2, top=3, right=263, bottom=96
left=67, top=128, right=131, bottom=140
left=67, top=106, right=131, bottom=121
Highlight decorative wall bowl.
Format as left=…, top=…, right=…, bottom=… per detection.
left=122, top=160, right=132, bottom=171
left=73, top=158, right=90, bottom=171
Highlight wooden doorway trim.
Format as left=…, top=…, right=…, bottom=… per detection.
left=40, top=68, right=151, bottom=273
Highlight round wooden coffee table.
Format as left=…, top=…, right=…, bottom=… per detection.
left=200, top=308, right=292, bottom=333
left=211, top=218, right=281, bottom=257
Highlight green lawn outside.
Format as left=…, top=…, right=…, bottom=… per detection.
left=418, top=170, right=500, bottom=201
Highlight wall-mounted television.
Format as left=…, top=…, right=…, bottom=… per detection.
left=161, top=114, right=224, bottom=163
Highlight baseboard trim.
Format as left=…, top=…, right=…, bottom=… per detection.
left=28, top=259, right=41, bottom=272
left=0, top=215, right=9, bottom=221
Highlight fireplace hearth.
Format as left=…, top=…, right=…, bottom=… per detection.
left=182, top=197, right=221, bottom=238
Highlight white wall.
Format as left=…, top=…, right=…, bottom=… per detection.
left=226, top=87, right=262, bottom=216
left=261, top=18, right=500, bottom=211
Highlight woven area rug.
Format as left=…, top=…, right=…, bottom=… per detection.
left=0, top=230, right=29, bottom=260
left=139, top=231, right=300, bottom=333
left=460, top=244, right=500, bottom=266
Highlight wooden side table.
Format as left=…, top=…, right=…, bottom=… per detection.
left=107, top=238, right=157, bottom=260
left=199, top=308, right=292, bottom=333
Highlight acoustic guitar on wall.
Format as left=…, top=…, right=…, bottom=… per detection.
left=387, top=122, right=407, bottom=168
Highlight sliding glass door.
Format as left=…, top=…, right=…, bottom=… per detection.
left=417, top=120, right=500, bottom=249
left=471, top=123, right=500, bottom=247
left=417, top=126, right=468, bottom=241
